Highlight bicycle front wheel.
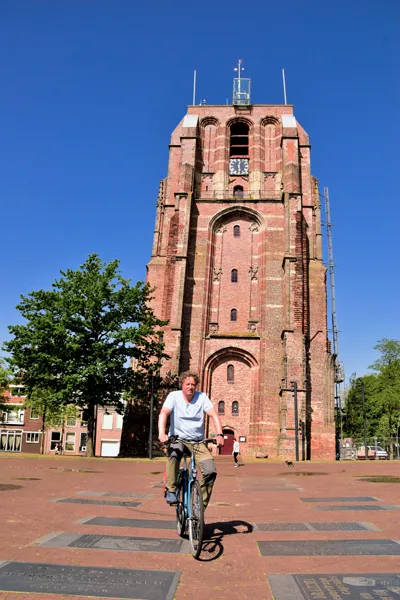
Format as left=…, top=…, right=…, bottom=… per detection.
left=188, top=479, right=204, bottom=558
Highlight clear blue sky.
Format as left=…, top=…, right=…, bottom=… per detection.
left=1, top=1, right=399, bottom=382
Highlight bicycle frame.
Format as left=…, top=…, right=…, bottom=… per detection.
left=179, top=445, right=197, bottom=522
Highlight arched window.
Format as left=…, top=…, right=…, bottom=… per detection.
left=230, top=122, right=249, bottom=157
left=230, top=308, right=237, bottom=322
left=218, top=401, right=225, bottom=415
left=232, top=401, right=239, bottom=415
left=227, top=364, right=234, bottom=383
left=233, top=185, right=243, bottom=198
left=231, top=269, right=238, bottom=283
left=233, top=225, right=240, bottom=238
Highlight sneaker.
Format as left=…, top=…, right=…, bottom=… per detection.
left=166, top=491, right=177, bottom=504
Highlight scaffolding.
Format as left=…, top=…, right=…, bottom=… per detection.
left=324, top=187, right=344, bottom=458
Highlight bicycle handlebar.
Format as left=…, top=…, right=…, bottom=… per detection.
left=165, top=436, right=217, bottom=446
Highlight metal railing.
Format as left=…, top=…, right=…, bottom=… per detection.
left=195, top=190, right=282, bottom=201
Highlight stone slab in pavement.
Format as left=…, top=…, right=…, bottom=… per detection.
left=34, top=532, right=188, bottom=553
left=79, top=516, right=177, bottom=529
left=0, top=561, right=180, bottom=600
left=258, top=539, right=400, bottom=556
left=268, top=573, right=400, bottom=599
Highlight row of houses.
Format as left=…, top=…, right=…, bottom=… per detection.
left=0, top=387, right=124, bottom=457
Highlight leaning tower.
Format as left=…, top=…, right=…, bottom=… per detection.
left=146, top=69, right=335, bottom=460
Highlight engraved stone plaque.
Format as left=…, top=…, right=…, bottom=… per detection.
left=314, top=504, right=400, bottom=511
left=55, top=498, right=141, bottom=507
left=254, top=522, right=374, bottom=532
left=254, top=522, right=310, bottom=531
left=82, top=517, right=176, bottom=529
left=0, top=561, right=180, bottom=599
left=308, top=522, right=372, bottom=531
left=300, top=497, right=378, bottom=502
left=77, top=491, right=152, bottom=498
left=38, top=532, right=184, bottom=553
left=258, top=539, right=400, bottom=556
left=268, top=573, right=400, bottom=600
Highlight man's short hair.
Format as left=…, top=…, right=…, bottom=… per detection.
left=179, top=371, right=200, bottom=387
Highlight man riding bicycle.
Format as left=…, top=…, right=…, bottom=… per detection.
left=158, top=371, right=224, bottom=509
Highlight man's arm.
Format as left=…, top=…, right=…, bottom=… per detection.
left=206, top=407, right=224, bottom=447
left=158, top=406, right=171, bottom=444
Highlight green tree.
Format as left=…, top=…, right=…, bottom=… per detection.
left=0, top=358, right=13, bottom=414
left=369, top=338, right=400, bottom=372
left=3, top=254, right=168, bottom=457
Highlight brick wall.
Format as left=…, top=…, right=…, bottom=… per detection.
left=147, top=104, right=335, bottom=460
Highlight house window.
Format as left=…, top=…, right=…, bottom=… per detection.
left=232, top=401, right=239, bottom=415
left=80, top=432, right=87, bottom=451
left=102, top=412, right=113, bottom=429
left=81, top=409, right=88, bottom=426
left=227, top=364, right=235, bottom=383
left=218, top=401, right=225, bottom=415
left=116, top=413, right=123, bottom=430
left=233, top=225, right=240, bottom=238
left=50, top=431, right=61, bottom=451
left=26, top=432, right=40, bottom=443
left=231, top=269, right=238, bottom=283
left=66, top=416, right=76, bottom=427
left=230, top=309, right=237, bottom=322
left=65, top=432, right=75, bottom=452
left=30, top=408, right=39, bottom=420
left=2, top=410, right=24, bottom=424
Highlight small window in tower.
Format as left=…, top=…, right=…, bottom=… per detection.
left=233, top=185, right=243, bottom=198
left=227, top=364, right=234, bottom=383
left=230, top=122, right=249, bottom=157
left=232, top=401, right=239, bottom=415
left=231, top=269, right=238, bottom=283
left=218, top=401, right=225, bottom=415
left=233, top=225, right=240, bottom=238
left=230, top=308, right=237, bottom=322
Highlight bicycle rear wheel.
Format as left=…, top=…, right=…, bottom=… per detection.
left=175, top=474, right=186, bottom=537
left=188, top=479, right=204, bottom=558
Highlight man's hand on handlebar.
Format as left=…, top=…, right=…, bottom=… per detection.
left=159, top=433, right=169, bottom=444
left=216, top=435, right=224, bottom=448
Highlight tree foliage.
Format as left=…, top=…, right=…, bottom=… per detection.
left=344, top=339, right=400, bottom=457
left=0, top=358, right=13, bottom=412
left=3, top=254, right=168, bottom=456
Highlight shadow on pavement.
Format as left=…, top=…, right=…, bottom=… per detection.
left=199, top=520, right=253, bottom=562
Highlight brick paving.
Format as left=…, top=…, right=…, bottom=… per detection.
left=0, top=454, right=399, bottom=599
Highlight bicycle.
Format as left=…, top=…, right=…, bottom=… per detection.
left=166, top=436, right=217, bottom=559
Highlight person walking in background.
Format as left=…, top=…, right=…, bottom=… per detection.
left=233, top=437, right=240, bottom=467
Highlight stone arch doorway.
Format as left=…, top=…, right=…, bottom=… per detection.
left=221, top=428, right=234, bottom=456
left=203, top=347, right=258, bottom=455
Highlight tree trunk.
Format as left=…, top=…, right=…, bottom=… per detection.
left=389, top=413, right=393, bottom=460
left=86, top=404, right=96, bottom=457
left=40, top=405, right=47, bottom=455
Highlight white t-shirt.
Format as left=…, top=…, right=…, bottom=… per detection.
left=233, top=441, right=240, bottom=454
left=163, top=390, right=213, bottom=441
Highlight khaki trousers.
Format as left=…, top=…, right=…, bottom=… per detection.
left=166, top=441, right=217, bottom=509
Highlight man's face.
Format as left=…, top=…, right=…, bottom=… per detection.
left=181, top=377, right=197, bottom=400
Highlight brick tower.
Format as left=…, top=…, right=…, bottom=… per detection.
left=147, top=69, right=335, bottom=460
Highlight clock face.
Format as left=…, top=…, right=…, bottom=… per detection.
left=229, top=158, right=249, bottom=175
